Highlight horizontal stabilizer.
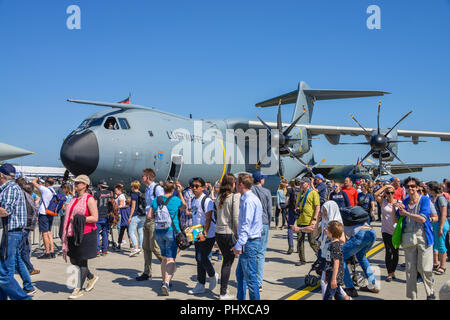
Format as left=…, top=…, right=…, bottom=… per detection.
left=255, top=89, right=390, bottom=107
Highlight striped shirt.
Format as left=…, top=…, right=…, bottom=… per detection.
left=0, top=180, right=27, bottom=231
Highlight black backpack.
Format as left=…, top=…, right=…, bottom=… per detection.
left=340, top=206, right=369, bottom=226
left=23, top=191, right=38, bottom=230
left=135, top=192, right=147, bottom=216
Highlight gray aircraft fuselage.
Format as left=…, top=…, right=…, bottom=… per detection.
left=60, top=107, right=311, bottom=192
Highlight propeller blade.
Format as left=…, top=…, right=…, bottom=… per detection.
left=278, top=154, right=284, bottom=179
left=283, top=109, right=306, bottom=137
left=386, top=145, right=413, bottom=173
left=277, top=99, right=283, bottom=131
left=377, top=100, right=381, bottom=135
left=338, top=142, right=370, bottom=145
left=388, top=140, right=427, bottom=144
left=385, top=110, right=413, bottom=137
left=256, top=114, right=273, bottom=134
left=360, top=149, right=375, bottom=163
left=349, top=114, right=372, bottom=136
left=256, top=146, right=272, bottom=168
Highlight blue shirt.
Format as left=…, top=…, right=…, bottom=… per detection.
left=145, top=182, right=164, bottom=212
left=151, top=196, right=182, bottom=232
left=235, top=190, right=263, bottom=251
left=0, top=180, right=27, bottom=231
left=357, top=192, right=375, bottom=211
left=276, top=189, right=286, bottom=206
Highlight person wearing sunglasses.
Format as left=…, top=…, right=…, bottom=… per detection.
left=374, top=184, right=398, bottom=282
left=188, top=177, right=219, bottom=295
left=392, top=177, right=437, bottom=300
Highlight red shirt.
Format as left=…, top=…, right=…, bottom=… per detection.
left=394, top=187, right=405, bottom=201
left=342, top=186, right=358, bottom=207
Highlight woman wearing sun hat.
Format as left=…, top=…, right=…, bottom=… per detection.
left=62, top=174, right=99, bottom=299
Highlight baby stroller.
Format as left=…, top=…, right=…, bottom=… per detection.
left=304, top=257, right=324, bottom=287
left=345, top=255, right=366, bottom=287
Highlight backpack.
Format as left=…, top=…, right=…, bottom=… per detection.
left=197, top=196, right=216, bottom=224
left=23, top=191, right=38, bottom=230
left=154, top=196, right=174, bottom=230
left=340, top=206, right=369, bottom=226
left=44, top=189, right=66, bottom=217
left=135, top=192, right=147, bottom=216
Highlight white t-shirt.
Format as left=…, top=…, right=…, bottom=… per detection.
left=192, top=194, right=216, bottom=238
left=39, top=186, right=56, bottom=215
left=115, top=194, right=126, bottom=207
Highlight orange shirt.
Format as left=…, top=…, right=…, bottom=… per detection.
left=394, top=187, right=405, bottom=201
left=342, top=186, right=358, bottom=207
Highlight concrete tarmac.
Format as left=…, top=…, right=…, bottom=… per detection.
left=18, top=221, right=449, bottom=300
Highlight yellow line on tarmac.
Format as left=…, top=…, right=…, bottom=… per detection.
left=285, top=242, right=385, bottom=300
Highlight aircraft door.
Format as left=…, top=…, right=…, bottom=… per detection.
left=167, top=154, right=183, bottom=181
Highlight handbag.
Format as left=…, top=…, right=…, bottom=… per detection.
left=392, top=216, right=404, bottom=249
left=167, top=202, right=191, bottom=250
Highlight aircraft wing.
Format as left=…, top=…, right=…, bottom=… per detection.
left=387, top=163, right=450, bottom=175
left=248, top=121, right=450, bottom=144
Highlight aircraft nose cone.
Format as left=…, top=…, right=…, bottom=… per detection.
left=60, top=129, right=99, bottom=176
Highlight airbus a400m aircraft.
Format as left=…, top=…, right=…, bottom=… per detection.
left=60, top=81, right=450, bottom=191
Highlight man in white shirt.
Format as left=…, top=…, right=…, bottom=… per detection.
left=32, top=177, right=56, bottom=259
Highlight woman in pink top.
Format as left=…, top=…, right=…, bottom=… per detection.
left=374, top=184, right=398, bottom=282
left=62, top=175, right=99, bottom=299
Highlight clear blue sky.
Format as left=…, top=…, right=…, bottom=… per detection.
left=1, top=0, right=449, bottom=182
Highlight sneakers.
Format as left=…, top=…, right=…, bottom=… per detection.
left=30, top=269, right=40, bottom=276
left=37, top=253, right=52, bottom=259
left=136, top=274, right=150, bottom=281
left=97, top=252, right=102, bottom=257
left=188, top=282, right=206, bottom=294
left=85, top=274, right=99, bottom=292
left=286, top=247, right=293, bottom=255
left=219, top=292, right=235, bottom=300
left=129, top=248, right=141, bottom=257
left=24, top=288, right=37, bottom=296
left=50, top=252, right=55, bottom=259
left=259, top=286, right=263, bottom=292
left=359, top=286, right=380, bottom=294
left=295, top=261, right=306, bottom=266
left=344, top=287, right=359, bottom=298
left=427, top=293, right=436, bottom=300
left=68, top=288, right=84, bottom=299
left=208, top=273, right=219, bottom=291
left=102, top=250, right=108, bottom=256
left=161, top=282, right=170, bottom=296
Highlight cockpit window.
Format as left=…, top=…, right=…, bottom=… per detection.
left=118, top=118, right=131, bottom=130
left=78, top=118, right=102, bottom=130
left=104, top=117, right=119, bottom=130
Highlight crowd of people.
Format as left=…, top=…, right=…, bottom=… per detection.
left=0, top=162, right=449, bottom=300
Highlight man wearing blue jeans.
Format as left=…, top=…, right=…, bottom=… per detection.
left=251, top=171, right=272, bottom=292
left=342, top=223, right=379, bottom=298
left=232, top=173, right=263, bottom=300
left=0, top=164, right=32, bottom=300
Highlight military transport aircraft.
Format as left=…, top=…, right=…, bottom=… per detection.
left=60, top=81, right=450, bottom=191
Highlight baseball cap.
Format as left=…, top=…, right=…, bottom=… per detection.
left=252, top=171, right=267, bottom=183
left=0, top=163, right=16, bottom=177
left=73, top=174, right=90, bottom=185
left=300, top=177, right=311, bottom=184
left=99, top=180, right=109, bottom=188
left=315, top=174, right=324, bottom=181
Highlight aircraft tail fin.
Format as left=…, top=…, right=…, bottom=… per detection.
left=255, top=82, right=390, bottom=124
